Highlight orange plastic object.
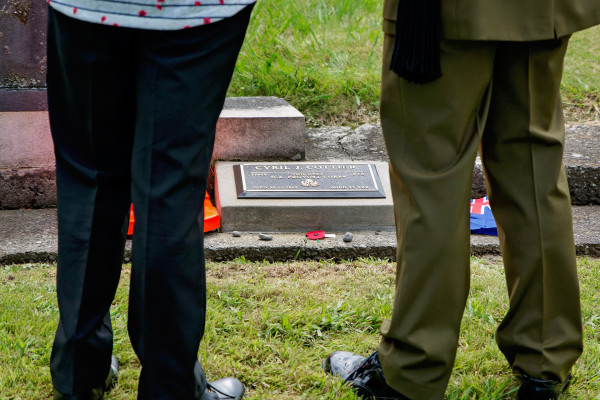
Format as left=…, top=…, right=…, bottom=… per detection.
left=203, top=192, right=221, bottom=232
left=127, top=192, right=221, bottom=237
left=127, top=204, right=135, bottom=236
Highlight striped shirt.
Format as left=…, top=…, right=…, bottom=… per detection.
left=48, top=0, right=256, bottom=30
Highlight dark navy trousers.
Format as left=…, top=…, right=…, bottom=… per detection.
left=47, top=6, right=252, bottom=398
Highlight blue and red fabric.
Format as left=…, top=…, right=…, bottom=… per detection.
left=470, top=196, right=498, bottom=236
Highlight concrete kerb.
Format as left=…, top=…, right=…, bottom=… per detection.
left=1, top=206, right=599, bottom=265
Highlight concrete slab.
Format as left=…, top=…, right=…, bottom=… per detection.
left=0, top=111, right=56, bottom=208
left=1, top=206, right=599, bottom=265
left=0, top=208, right=58, bottom=264
left=0, top=111, right=53, bottom=169
left=564, top=125, right=600, bottom=205
left=213, top=97, right=305, bottom=161
left=0, top=90, right=48, bottom=112
left=305, top=125, right=388, bottom=162
left=306, top=124, right=600, bottom=205
left=305, top=124, right=489, bottom=199
left=215, top=161, right=395, bottom=233
left=0, top=167, right=56, bottom=209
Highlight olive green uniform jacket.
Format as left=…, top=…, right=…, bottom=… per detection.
left=383, top=0, right=600, bottom=39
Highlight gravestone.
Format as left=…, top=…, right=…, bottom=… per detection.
left=215, top=161, right=395, bottom=232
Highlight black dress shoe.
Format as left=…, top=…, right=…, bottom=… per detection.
left=194, top=359, right=245, bottom=400
left=323, top=351, right=369, bottom=381
left=53, top=355, right=119, bottom=400
left=515, top=373, right=571, bottom=400
left=323, top=351, right=409, bottom=400
left=200, top=378, right=246, bottom=400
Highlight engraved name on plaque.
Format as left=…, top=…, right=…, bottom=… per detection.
left=233, top=162, right=386, bottom=198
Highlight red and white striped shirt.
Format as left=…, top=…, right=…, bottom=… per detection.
left=48, top=0, right=256, bottom=30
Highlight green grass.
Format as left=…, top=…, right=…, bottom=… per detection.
left=1, top=257, right=600, bottom=399
left=562, top=26, right=600, bottom=125
left=229, top=1, right=600, bottom=126
left=229, top=0, right=384, bottom=127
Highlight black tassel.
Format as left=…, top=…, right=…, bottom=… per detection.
left=390, top=0, right=442, bottom=84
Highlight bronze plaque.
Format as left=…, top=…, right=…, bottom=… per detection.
left=234, top=162, right=386, bottom=198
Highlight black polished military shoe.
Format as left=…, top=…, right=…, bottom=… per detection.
left=515, top=373, right=571, bottom=400
left=53, top=355, right=119, bottom=400
left=323, top=351, right=368, bottom=381
left=200, top=378, right=246, bottom=400
left=323, top=351, right=410, bottom=400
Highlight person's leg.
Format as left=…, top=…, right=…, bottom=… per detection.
left=377, top=35, right=496, bottom=399
left=47, top=8, right=134, bottom=395
left=480, top=37, right=583, bottom=385
left=126, top=6, right=253, bottom=399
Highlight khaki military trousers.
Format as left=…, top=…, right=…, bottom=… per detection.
left=377, top=35, right=583, bottom=400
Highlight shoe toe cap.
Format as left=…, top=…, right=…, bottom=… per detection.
left=323, top=351, right=367, bottom=380
left=206, top=377, right=245, bottom=399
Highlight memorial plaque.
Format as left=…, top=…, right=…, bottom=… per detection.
left=233, top=162, right=386, bottom=198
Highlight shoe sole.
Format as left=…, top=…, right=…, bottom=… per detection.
left=354, top=384, right=407, bottom=400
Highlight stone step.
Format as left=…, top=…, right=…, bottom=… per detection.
left=0, top=96, right=305, bottom=209
left=1, top=96, right=598, bottom=208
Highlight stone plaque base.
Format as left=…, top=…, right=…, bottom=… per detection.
left=215, top=161, right=395, bottom=233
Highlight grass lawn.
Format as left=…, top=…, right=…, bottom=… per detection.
left=228, top=0, right=600, bottom=127
left=1, top=257, right=599, bottom=399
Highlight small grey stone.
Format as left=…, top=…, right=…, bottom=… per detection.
left=232, top=231, right=242, bottom=237
left=291, top=153, right=302, bottom=161
left=343, top=232, right=354, bottom=242
left=258, top=233, right=273, bottom=241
